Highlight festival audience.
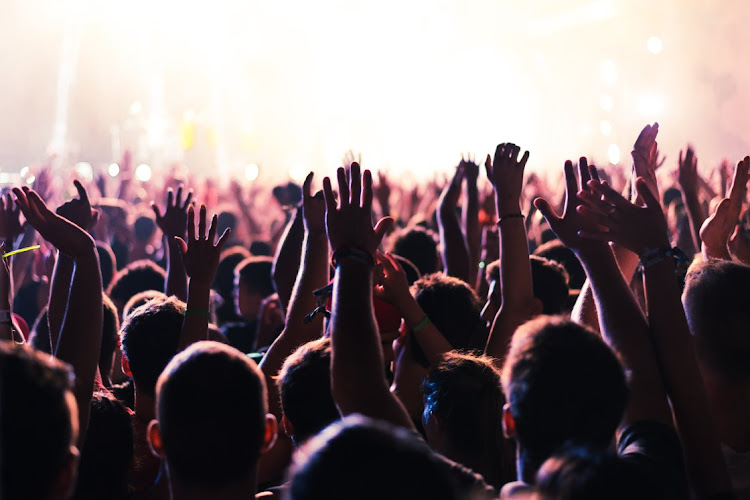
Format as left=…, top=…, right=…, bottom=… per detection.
left=1, top=122, right=748, bottom=500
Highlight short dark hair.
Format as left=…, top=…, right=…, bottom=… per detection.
left=277, top=338, right=339, bottom=444
left=390, top=226, right=439, bottom=276
left=422, top=351, right=514, bottom=489
left=501, top=316, right=628, bottom=481
left=1, top=343, right=75, bottom=499
left=97, top=241, right=117, bottom=290
left=123, top=290, right=167, bottom=319
left=120, top=296, right=185, bottom=396
left=134, top=213, right=157, bottom=243
left=529, top=256, right=570, bottom=315
left=235, top=256, right=274, bottom=297
left=288, top=415, right=463, bottom=500
left=683, top=259, right=750, bottom=380
left=411, top=273, right=483, bottom=365
left=156, top=341, right=268, bottom=488
left=213, top=247, right=252, bottom=319
left=73, top=391, right=133, bottom=500
left=534, top=239, right=586, bottom=290
left=107, top=260, right=166, bottom=312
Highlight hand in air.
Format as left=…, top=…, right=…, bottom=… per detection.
left=175, top=204, right=231, bottom=282
left=152, top=185, right=193, bottom=238
left=56, top=180, right=99, bottom=231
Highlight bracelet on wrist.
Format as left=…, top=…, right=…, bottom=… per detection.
left=412, top=315, right=431, bottom=333
left=639, top=246, right=688, bottom=271
left=331, top=247, right=375, bottom=268
left=497, top=213, right=525, bottom=225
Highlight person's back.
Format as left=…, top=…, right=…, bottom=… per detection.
left=684, top=259, right=750, bottom=498
left=0, top=342, right=79, bottom=500
left=147, top=341, right=277, bottom=500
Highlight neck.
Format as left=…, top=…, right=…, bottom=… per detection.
left=170, top=470, right=256, bottom=500
left=703, top=370, right=750, bottom=451
left=390, top=354, right=428, bottom=421
left=134, top=387, right=156, bottom=421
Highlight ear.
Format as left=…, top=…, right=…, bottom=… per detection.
left=147, top=419, right=167, bottom=459
left=51, top=446, right=79, bottom=500
left=121, top=355, right=132, bottom=378
left=502, top=403, right=516, bottom=439
left=260, top=414, right=278, bottom=455
left=281, top=413, right=294, bottom=439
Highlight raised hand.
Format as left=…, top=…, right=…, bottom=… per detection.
left=438, top=164, right=465, bottom=210
left=577, top=178, right=670, bottom=256
left=0, top=193, right=24, bottom=242
left=699, top=157, right=750, bottom=260
left=302, top=173, right=326, bottom=234
left=486, top=143, right=529, bottom=213
left=374, top=251, right=412, bottom=308
left=533, top=158, right=605, bottom=256
left=175, top=204, right=231, bottom=282
left=374, top=170, right=392, bottom=215
left=632, top=123, right=660, bottom=204
left=13, top=187, right=95, bottom=258
left=32, top=167, right=52, bottom=203
left=152, top=185, right=193, bottom=238
left=323, top=162, right=393, bottom=256
left=56, top=180, right=99, bottom=231
left=678, top=146, right=699, bottom=196
left=461, top=154, right=479, bottom=184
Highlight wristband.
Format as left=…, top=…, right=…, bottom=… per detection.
left=497, top=213, right=525, bottom=225
left=0, top=310, right=11, bottom=324
left=639, top=247, right=688, bottom=270
left=184, top=308, right=211, bottom=319
left=331, top=247, right=375, bottom=268
left=412, top=315, right=431, bottom=333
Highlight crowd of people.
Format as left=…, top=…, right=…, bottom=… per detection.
left=2, top=122, right=750, bottom=499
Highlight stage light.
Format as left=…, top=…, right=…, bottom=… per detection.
left=600, top=94, right=614, bottom=111
left=600, top=120, right=612, bottom=136
left=135, top=163, right=152, bottom=182
left=245, top=163, right=259, bottom=182
left=108, top=163, right=120, bottom=177
left=289, top=165, right=307, bottom=183
left=26, top=175, right=36, bottom=186
left=608, top=144, right=621, bottom=165
left=638, top=94, right=665, bottom=118
left=600, top=60, right=618, bottom=85
left=75, top=162, right=94, bottom=182
left=19, top=166, right=29, bottom=178
left=647, top=36, right=663, bottom=55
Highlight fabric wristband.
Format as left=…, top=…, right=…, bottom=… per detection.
left=331, top=247, right=375, bottom=268
left=412, top=315, right=431, bottom=333
left=497, top=213, right=525, bottom=225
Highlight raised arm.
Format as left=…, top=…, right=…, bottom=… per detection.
left=677, top=146, right=704, bottom=253
left=152, top=186, right=192, bottom=301
left=14, top=186, right=102, bottom=447
left=271, top=207, right=304, bottom=314
left=462, top=157, right=482, bottom=285
left=259, top=172, right=329, bottom=417
left=437, top=164, right=470, bottom=282
left=323, top=162, right=413, bottom=430
left=581, top=178, right=732, bottom=496
left=175, top=204, right=231, bottom=351
left=700, top=157, right=749, bottom=260
left=536, top=159, right=671, bottom=427
left=484, top=143, right=536, bottom=362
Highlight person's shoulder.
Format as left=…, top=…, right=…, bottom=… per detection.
left=499, top=481, right=535, bottom=499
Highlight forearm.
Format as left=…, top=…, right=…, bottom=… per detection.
left=165, top=237, right=188, bottom=301
left=48, top=253, right=74, bottom=349
left=330, top=260, right=413, bottom=429
left=681, top=189, right=705, bottom=253
left=644, top=259, right=732, bottom=495
left=571, top=280, right=600, bottom=333
left=464, top=183, right=481, bottom=285
left=10, top=227, right=36, bottom=290
left=437, top=206, right=470, bottom=281
left=260, top=231, right=328, bottom=417
left=271, top=211, right=304, bottom=313
left=397, top=295, right=452, bottom=366
left=55, top=251, right=103, bottom=446
left=177, top=279, right=211, bottom=352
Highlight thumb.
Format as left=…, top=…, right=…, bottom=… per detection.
left=533, top=197, right=561, bottom=230
left=374, top=217, right=395, bottom=245
left=174, top=236, right=188, bottom=257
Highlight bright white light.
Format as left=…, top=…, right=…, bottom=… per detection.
left=245, top=163, right=259, bottom=182
left=608, top=144, right=621, bottom=165
left=600, top=120, right=612, bottom=136
left=26, top=175, right=36, bottom=185
left=19, top=166, right=29, bottom=178
left=600, top=59, right=618, bottom=85
left=289, top=165, right=307, bottom=183
left=135, top=163, right=152, bottom=182
left=638, top=94, right=665, bottom=118
left=600, top=94, right=614, bottom=111
left=108, top=163, right=120, bottom=177
left=129, top=101, right=143, bottom=115
left=647, top=36, right=663, bottom=55
left=75, top=162, right=94, bottom=182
